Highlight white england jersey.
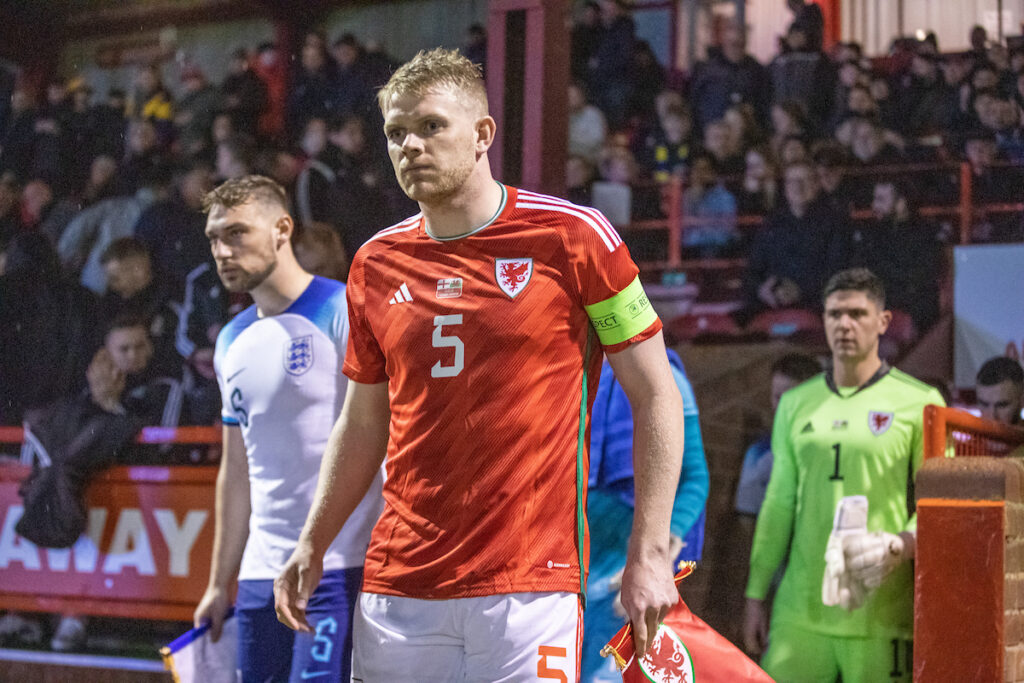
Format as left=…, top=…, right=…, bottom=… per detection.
left=214, top=276, right=383, bottom=580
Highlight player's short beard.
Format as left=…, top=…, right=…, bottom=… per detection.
left=401, top=152, right=476, bottom=204
left=225, top=256, right=277, bottom=293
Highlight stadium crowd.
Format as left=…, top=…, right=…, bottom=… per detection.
left=0, top=1, right=1021, bottom=672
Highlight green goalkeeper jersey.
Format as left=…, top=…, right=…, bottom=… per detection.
left=746, top=364, right=945, bottom=638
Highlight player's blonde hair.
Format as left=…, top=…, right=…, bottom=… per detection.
left=377, top=47, right=488, bottom=116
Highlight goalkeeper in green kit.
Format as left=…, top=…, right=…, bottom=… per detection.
left=742, top=268, right=945, bottom=683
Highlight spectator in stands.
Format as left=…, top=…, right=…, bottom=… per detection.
left=736, top=145, right=779, bottom=215
left=89, top=88, right=128, bottom=162
left=331, top=33, right=374, bottom=119
left=0, top=232, right=97, bottom=426
left=847, top=117, right=903, bottom=168
left=174, top=66, right=221, bottom=160
left=30, top=78, right=69, bottom=188
left=769, top=101, right=809, bottom=160
left=293, top=220, right=349, bottom=282
left=735, top=353, right=822, bottom=521
left=741, top=161, right=845, bottom=320
left=116, top=118, right=163, bottom=194
left=16, top=312, right=186, bottom=652
left=134, top=160, right=214, bottom=286
left=813, top=141, right=853, bottom=215
left=568, top=81, right=608, bottom=164
left=566, top=154, right=597, bottom=206
left=62, top=79, right=97, bottom=195
left=690, top=20, right=769, bottom=132
left=215, top=133, right=255, bottom=181
left=589, top=0, right=636, bottom=129
left=221, top=47, right=267, bottom=138
left=128, top=63, right=174, bottom=144
left=839, top=180, right=942, bottom=333
left=786, top=0, right=824, bottom=54
left=964, top=128, right=1024, bottom=242
left=326, top=113, right=394, bottom=253
left=868, top=72, right=899, bottom=131
left=723, top=103, right=765, bottom=154
left=702, top=118, right=745, bottom=176
left=970, top=24, right=989, bottom=59
left=21, top=176, right=79, bottom=246
left=98, top=238, right=182, bottom=380
left=571, top=2, right=603, bottom=85
left=0, top=89, right=37, bottom=180
left=288, top=32, right=337, bottom=138
left=629, top=40, right=665, bottom=123
left=81, top=154, right=119, bottom=207
left=770, top=29, right=835, bottom=129
left=681, top=153, right=739, bottom=256
left=253, top=41, right=288, bottom=140
left=637, top=103, right=691, bottom=182
left=991, top=95, right=1024, bottom=162
left=975, top=356, right=1024, bottom=426
left=58, top=161, right=172, bottom=294
left=779, top=135, right=810, bottom=166
left=897, top=50, right=957, bottom=140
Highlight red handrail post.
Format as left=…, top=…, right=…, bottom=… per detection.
left=959, top=161, right=973, bottom=245
left=666, top=176, right=682, bottom=270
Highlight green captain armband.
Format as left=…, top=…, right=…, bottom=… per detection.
left=585, top=276, right=658, bottom=346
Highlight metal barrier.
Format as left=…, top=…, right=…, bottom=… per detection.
left=0, top=426, right=221, bottom=621
left=922, top=404, right=1024, bottom=460
left=625, top=161, right=1024, bottom=273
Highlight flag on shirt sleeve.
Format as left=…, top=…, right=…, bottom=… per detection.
left=160, top=608, right=238, bottom=683
left=601, top=565, right=773, bottom=682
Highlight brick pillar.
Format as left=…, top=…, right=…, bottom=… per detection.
left=915, top=457, right=1024, bottom=682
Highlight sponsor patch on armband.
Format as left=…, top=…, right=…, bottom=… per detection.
left=585, top=276, right=658, bottom=346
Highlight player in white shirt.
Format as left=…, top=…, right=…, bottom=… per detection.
left=193, top=175, right=383, bottom=682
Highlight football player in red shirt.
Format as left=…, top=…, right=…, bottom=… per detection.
left=275, top=48, right=684, bottom=681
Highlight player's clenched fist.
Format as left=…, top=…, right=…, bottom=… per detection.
left=619, top=555, right=679, bottom=656
left=274, top=543, right=322, bottom=633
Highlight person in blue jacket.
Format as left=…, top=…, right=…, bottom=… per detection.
left=582, top=348, right=710, bottom=682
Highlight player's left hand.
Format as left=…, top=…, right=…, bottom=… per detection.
left=619, top=551, right=679, bottom=656
left=843, top=530, right=915, bottom=589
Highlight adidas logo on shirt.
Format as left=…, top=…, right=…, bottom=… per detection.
left=801, top=422, right=814, bottom=434
left=389, top=283, right=414, bottom=305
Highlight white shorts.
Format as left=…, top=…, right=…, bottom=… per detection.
left=351, top=590, right=582, bottom=682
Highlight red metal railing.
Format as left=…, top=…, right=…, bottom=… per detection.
left=922, top=404, right=1024, bottom=460
left=624, top=161, right=1024, bottom=272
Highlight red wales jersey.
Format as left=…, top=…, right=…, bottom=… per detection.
left=343, top=185, right=661, bottom=599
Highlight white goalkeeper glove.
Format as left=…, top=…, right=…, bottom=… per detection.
left=822, top=496, right=869, bottom=610
left=843, top=530, right=915, bottom=590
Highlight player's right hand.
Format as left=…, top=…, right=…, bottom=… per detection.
left=274, top=544, right=322, bottom=633
left=742, top=598, right=769, bottom=655
left=193, top=585, right=231, bottom=643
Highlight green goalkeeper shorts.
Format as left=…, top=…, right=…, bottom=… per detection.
left=761, top=620, right=912, bottom=683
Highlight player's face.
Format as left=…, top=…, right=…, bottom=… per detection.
left=205, top=201, right=281, bottom=293
left=823, top=290, right=891, bottom=363
left=382, top=87, right=482, bottom=204
left=105, top=326, right=153, bottom=375
left=977, top=380, right=1023, bottom=425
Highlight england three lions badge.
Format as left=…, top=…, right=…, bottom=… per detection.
left=495, top=258, right=533, bottom=298
left=284, top=335, right=314, bottom=375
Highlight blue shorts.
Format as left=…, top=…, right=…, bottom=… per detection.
left=236, top=566, right=362, bottom=683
